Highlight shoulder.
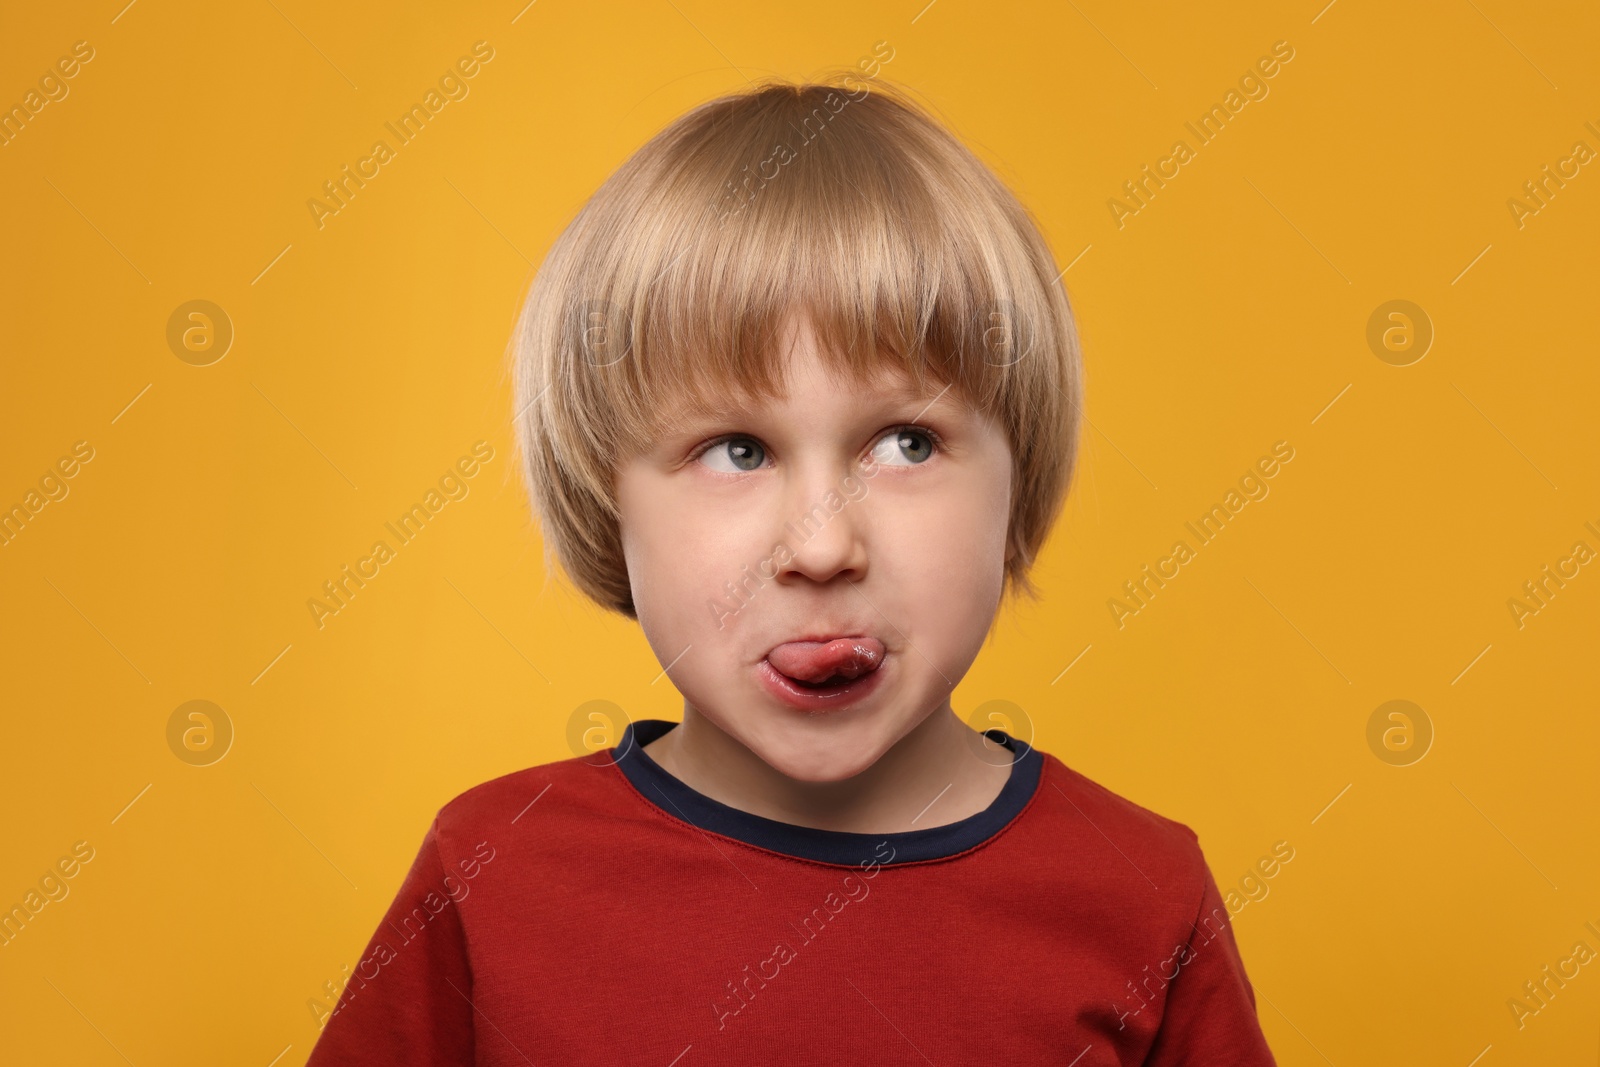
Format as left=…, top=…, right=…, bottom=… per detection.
left=1030, top=750, right=1211, bottom=903
left=426, top=748, right=635, bottom=861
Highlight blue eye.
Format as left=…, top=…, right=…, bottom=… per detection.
left=869, top=427, right=935, bottom=466
left=698, top=436, right=767, bottom=472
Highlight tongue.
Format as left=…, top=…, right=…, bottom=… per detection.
left=767, top=637, right=885, bottom=684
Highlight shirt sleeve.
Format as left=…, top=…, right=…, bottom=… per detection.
left=1141, top=849, right=1278, bottom=1066
left=305, top=816, right=475, bottom=1066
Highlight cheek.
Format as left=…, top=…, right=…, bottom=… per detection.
left=618, top=472, right=763, bottom=639
left=929, top=447, right=1012, bottom=580
left=872, top=458, right=1011, bottom=641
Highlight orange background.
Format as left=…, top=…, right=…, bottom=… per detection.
left=2, top=1, right=1597, bottom=1063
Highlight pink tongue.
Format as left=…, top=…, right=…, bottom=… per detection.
left=768, top=637, right=885, bottom=684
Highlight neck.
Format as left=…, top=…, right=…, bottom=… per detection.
left=641, top=703, right=1013, bottom=834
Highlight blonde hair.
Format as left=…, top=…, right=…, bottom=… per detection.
left=508, top=76, right=1083, bottom=617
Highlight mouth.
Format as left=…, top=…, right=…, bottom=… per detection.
left=758, top=636, right=887, bottom=711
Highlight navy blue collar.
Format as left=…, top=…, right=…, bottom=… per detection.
left=612, top=718, right=1042, bottom=866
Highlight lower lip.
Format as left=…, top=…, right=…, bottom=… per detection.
left=756, top=656, right=888, bottom=711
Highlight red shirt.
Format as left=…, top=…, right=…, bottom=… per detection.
left=306, top=719, right=1277, bottom=1065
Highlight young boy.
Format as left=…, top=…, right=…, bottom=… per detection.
left=306, top=77, right=1278, bottom=1064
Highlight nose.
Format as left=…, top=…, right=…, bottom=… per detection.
left=774, top=465, right=869, bottom=586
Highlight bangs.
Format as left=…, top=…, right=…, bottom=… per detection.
left=538, top=78, right=1066, bottom=448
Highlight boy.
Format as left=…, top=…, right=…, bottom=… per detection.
left=306, top=77, right=1278, bottom=1064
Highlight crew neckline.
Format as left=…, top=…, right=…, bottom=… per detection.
left=610, top=718, right=1043, bottom=866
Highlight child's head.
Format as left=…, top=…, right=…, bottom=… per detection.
left=510, top=77, right=1082, bottom=779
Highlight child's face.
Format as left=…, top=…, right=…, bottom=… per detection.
left=616, top=311, right=1015, bottom=782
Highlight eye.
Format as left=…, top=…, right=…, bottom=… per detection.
left=869, top=426, right=936, bottom=467
left=697, top=436, right=768, bottom=473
